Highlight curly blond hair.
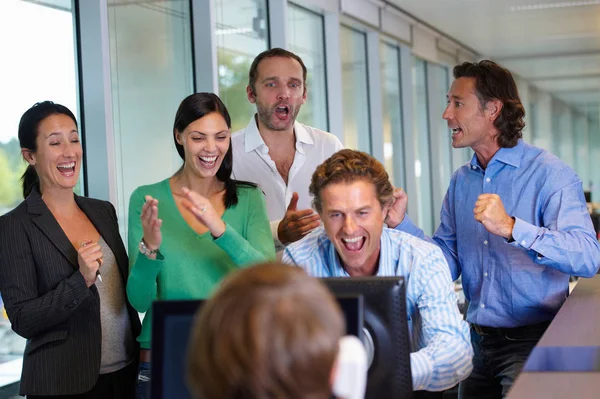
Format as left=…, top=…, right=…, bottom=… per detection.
left=310, top=149, right=394, bottom=213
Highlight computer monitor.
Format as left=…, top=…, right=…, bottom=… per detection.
left=150, top=295, right=363, bottom=399
left=321, top=276, right=413, bottom=399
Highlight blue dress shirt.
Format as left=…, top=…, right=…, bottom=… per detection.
left=283, top=226, right=473, bottom=391
left=399, top=140, right=600, bottom=328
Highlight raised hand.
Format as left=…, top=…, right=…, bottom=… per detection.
left=181, top=187, right=226, bottom=238
left=278, top=192, right=320, bottom=245
left=141, top=195, right=163, bottom=252
left=473, top=193, right=515, bottom=239
left=385, top=187, right=408, bottom=228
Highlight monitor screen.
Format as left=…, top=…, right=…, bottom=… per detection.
left=321, top=276, right=412, bottom=399
left=150, top=295, right=363, bottom=399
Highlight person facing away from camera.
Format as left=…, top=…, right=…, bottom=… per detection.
left=187, top=262, right=367, bottom=399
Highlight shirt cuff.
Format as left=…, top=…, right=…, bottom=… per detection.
left=510, top=217, right=542, bottom=250
left=133, top=251, right=165, bottom=280
left=270, top=219, right=285, bottom=251
left=410, top=351, right=434, bottom=391
left=396, top=214, right=423, bottom=237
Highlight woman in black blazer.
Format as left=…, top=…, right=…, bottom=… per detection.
left=0, top=102, right=141, bottom=398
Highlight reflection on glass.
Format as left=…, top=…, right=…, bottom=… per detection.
left=288, top=3, right=328, bottom=131
left=380, top=42, right=404, bottom=187
left=215, top=0, right=269, bottom=132
left=432, top=64, right=452, bottom=197
left=0, top=0, right=80, bottom=216
left=108, top=0, right=194, bottom=236
left=574, top=115, right=590, bottom=190
left=412, top=58, right=434, bottom=235
left=340, top=26, right=371, bottom=152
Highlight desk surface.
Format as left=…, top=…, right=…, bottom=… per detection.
left=507, top=275, right=600, bottom=399
left=537, top=275, right=600, bottom=347
left=508, top=372, right=600, bottom=399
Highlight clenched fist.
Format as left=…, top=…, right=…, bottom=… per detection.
left=473, top=194, right=515, bottom=239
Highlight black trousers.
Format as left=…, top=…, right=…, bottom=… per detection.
left=28, top=362, right=136, bottom=399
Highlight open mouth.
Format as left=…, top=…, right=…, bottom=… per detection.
left=341, top=236, right=366, bottom=252
left=450, top=127, right=463, bottom=137
left=198, top=155, right=218, bottom=169
left=275, top=105, right=290, bottom=120
left=56, top=161, right=76, bottom=176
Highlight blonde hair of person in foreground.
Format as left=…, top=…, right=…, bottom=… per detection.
left=187, top=262, right=349, bottom=399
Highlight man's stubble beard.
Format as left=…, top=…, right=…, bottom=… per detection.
left=256, top=102, right=302, bottom=132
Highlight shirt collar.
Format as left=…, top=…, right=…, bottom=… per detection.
left=493, top=139, right=524, bottom=168
left=469, top=139, right=524, bottom=169
left=243, top=114, right=314, bottom=154
left=243, top=115, right=266, bottom=153
left=294, top=121, right=314, bottom=153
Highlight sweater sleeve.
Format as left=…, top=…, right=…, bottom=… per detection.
left=213, top=186, right=276, bottom=265
left=126, top=187, right=164, bottom=313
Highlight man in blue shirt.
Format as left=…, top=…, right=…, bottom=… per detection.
left=389, top=60, right=600, bottom=398
left=283, top=149, right=473, bottom=393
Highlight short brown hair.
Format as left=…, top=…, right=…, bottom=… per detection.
left=187, top=263, right=344, bottom=399
left=453, top=60, right=525, bottom=148
left=310, top=149, right=394, bottom=213
left=248, top=47, right=308, bottom=95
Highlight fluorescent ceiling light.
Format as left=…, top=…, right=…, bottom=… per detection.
left=215, top=27, right=254, bottom=36
left=510, top=0, right=600, bottom=11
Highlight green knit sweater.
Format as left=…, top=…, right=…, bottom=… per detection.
left=126, top=178, right=275, bottom=349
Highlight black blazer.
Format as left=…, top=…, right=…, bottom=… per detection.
left=0, top=189, right=141, bottom=396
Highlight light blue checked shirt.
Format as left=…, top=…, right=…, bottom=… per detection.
left=282, top=226, right=473, bottom=391
left=398, top=139, right=600, bottom=328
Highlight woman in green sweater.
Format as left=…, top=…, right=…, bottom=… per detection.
left=126, top=93, right=275, bottom=399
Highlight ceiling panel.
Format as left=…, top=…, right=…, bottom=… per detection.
left=389, top=0, right=600, bottom=111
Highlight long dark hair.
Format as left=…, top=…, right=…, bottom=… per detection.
left=453, top=60, right=525, bottom=148
left=18, top=101, right=78, bottom=198
left=173, top=93, right=255, bottom=208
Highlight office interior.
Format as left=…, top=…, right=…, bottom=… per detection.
left=1, top=0, right=600, bottom=397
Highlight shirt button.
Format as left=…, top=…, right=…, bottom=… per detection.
left=471, top=165, right=476, bottom=170
left=480, top=303, right=486, bottom=308
left=484, top=272, right=488, bottom=277
left=521, top=240, right=527, bottom=245
left=486, top=177, right=491, bottom=183
left=484, top=240, right=488, bottom=245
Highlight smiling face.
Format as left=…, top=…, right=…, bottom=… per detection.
left=176, top=112, right=230, bottom=180
left=319, top=180, right=388, bottom=276
left=443, top=77, right=500, bottom=155
left=247, top=56, right=307, bottom=132
left=23, top=113, right=81, bottom=193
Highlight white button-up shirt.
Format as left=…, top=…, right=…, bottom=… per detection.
left=231, top=116, right=343, bottom=245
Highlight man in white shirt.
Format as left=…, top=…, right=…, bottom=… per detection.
left=232, top=48, right=343, bottom=250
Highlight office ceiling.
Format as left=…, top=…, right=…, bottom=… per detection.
left=389, top=0, right=600, bottom=116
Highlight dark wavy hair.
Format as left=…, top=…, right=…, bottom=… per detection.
left=18, top=101, right=78, bottom=198
left=453, top=60, right=525, bottom=148
left=173, top=93, right=255, bottom=208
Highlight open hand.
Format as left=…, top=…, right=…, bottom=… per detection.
left=278, top=192, right=320, bottom=244
left=181, top=187, right=226, bottom=238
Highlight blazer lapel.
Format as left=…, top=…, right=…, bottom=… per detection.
left=28, top=189, right=79, bottom=268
